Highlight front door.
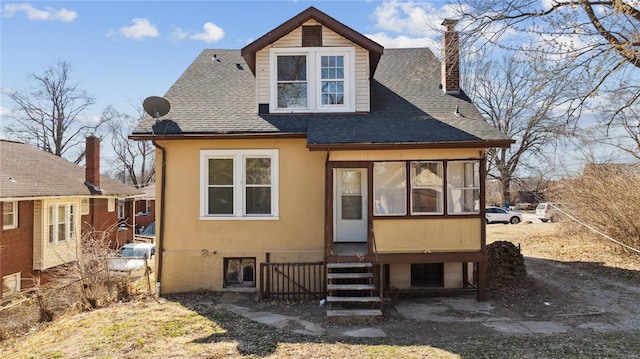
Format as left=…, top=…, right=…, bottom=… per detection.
left=334, top=168, right=367, bottom=242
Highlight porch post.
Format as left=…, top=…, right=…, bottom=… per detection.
left=477, top=261, right=487, bottom=301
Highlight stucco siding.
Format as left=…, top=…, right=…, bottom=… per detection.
left=373, top=218, right=481, bottom=252
left=157, top=138, right=326, bottom=293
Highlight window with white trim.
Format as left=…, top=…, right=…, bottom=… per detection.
left=3, top=201, right=18, bottom=229
left=447, top=161, right=480, bottom=214
left=201, top=150, right=279, bottom=219
left=270, top=47, right=355, bottom=113
left=108, top=198, right=115, bottom=212
left=117, top=199, right=125, bottom=220
left=80, top=198, right=90, bottom=215
left=48, top=203, right=76, bottom=244
left=2, top=272, right=21, bottom=296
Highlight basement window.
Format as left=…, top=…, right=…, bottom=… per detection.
left=411, top=263, right=444, bottom=288
left=224, top=258, right=256, bottom=288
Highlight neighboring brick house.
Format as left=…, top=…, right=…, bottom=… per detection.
left=131, top=7, right=513, bottom=318
left=134, top=183, right=155, bottom=232
left=0, top=136, right=141, bottom=299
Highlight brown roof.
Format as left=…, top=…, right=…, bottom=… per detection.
left=0, top=139, right=142, bottom=199
left=241, top=6, right=384, bottom=77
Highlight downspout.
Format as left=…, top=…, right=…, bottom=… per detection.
left=152, top=139, right=166, bottom=298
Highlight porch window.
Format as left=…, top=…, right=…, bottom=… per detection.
left=201, top=149, right=279, bottom=219
left=48, top=203, right=76, bottom=244
left=373, top=162, right=406, bottom=216
left=224, top=258, right=256, bottom=288
left=410, top=161, right=443, bottom=214
left=3, top=201, right=18, bottom=229
left=118, top=199, right=125, bottom=220
left=447, top=161, right=480, bottom=214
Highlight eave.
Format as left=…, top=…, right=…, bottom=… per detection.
left=240, top=6, right=383, bottom=77
left=307, top=139, right=516, bottom=151
left=129, top=132, right=308, bottom=141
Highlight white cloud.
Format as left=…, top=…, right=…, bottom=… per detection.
left=372, top=0, right=451, bottom=38
left=190, top=22, right=224, bottom=43
left=0, top=106, right=13, bottom=117
left=2, top=3, right=77, bottom=22
left=170, top=26, right=188, bottom=41
left=119, top=18, right=159, bottom=40
left=366, top=32, right=438, bottom=49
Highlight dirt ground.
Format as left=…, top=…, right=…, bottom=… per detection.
left=3, top=220, right=640, bottom=358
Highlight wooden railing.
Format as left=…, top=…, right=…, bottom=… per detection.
left=260, top=261, right=325, bottom=301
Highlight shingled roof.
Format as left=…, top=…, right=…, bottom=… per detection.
left=0, top=140, right=142, bottom=199
left=130, top=6, right=512, bottom=149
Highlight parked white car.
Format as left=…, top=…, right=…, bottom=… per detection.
left=485, top=206, right=523, bottom=224
left=108, top=243, right=156, bottom=277
left=536, top=202, right=562, bottom=223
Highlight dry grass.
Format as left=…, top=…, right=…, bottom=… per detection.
left=2, top=222, right=640, bottom=358
left=487, top=221, right=640, bottom=273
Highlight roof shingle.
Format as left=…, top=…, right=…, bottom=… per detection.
left=0, top=140, right=142, bottom=199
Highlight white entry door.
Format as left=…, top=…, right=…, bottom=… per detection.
left=334, top=168, right=368, bottom=242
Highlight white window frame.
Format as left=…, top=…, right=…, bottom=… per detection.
left=80, top=198, right=90, bottom=215
left=108, top=198, right=115, bottom=212
left=3, top=201, right=18, bottom=229
left=269, top=47, right=355, bottom=113
left=48, top=203, right=77, bottom=244
left=2, top=272, right=21, bottom=296
left=117, top=199, right=125, bottom=220
left=200, top=149, right=279, bottom=220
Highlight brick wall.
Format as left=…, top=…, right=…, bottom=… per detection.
left=1, top=201, right=36, bottom=298
left=81, top=198, right=131, bottom=249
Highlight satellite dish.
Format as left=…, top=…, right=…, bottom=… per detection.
left=143, top=96, right=170, bottom=119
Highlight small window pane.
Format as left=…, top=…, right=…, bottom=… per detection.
left=58, top=206, right=66, bottom=242
left=246, top=158, right=271, bottom=185
left=209, top=159, right=233, bottom=185
left=341, top=171, right=361, bottom=195
left=246, top=187, right=271, bottom=214
left=342, top=196, right=362, bottom=219
left=208, top=187, right=233, bottom=215
left=412, top=188, right=443, bottom=213
left=277, top=83, right=307, bottom=108
left=277, top=56, right=306, bottom=81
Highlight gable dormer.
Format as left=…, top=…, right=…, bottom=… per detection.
left=241, top=7, right=383, bottom=114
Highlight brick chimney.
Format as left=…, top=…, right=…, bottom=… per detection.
left=441, top=19, right=460, bottom=94
left=85, top=135, right=100, bottom=188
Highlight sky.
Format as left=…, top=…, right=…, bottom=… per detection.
left=0, top=0, right=456, bottom=127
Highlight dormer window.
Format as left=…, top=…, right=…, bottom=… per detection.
left=270, top=47, right=355, bottom=113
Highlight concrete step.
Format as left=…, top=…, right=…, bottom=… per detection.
left=327, top=284, right=375, bottom=291
left=327, top=309, right=383, bottom=324
left=326, top=296, right=381, bottom=303
left=327, top=262, right=372, bottom=269
left=327, top=272, right=373, bottom=280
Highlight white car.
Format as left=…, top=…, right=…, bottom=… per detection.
left=485, top=206, right=523, bottom=224
left=108, top=243, right=156, bottom=277
left=536, top=202, right=562, bottom=223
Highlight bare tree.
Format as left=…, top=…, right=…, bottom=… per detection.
left=4, top=60, right=112, bottom=163
left=467, top=55, right=576, bottom=203
left=106, top=106, right=155, bottom=187
left=453, top=0, right=640, bottom=121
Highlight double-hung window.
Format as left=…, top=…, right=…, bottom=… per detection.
left=201, top=149, right=279, bottom=219
left=411, top=161, right=444, bottom=215
left=447, top=161, right=480, bottom=214
left=48, top=203, right=76, bottom=244
left=270, top=47, right=355, bottom=113
left=3, top=201, right=18, bottom=229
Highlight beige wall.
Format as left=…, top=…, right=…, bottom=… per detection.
left=156, top=138, right=326, bottom=293
left=374, top=218, right=482, bottom=252
left=34, top=198, right=82, bottom=270
left=255, top=19, right=370, bottom=112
